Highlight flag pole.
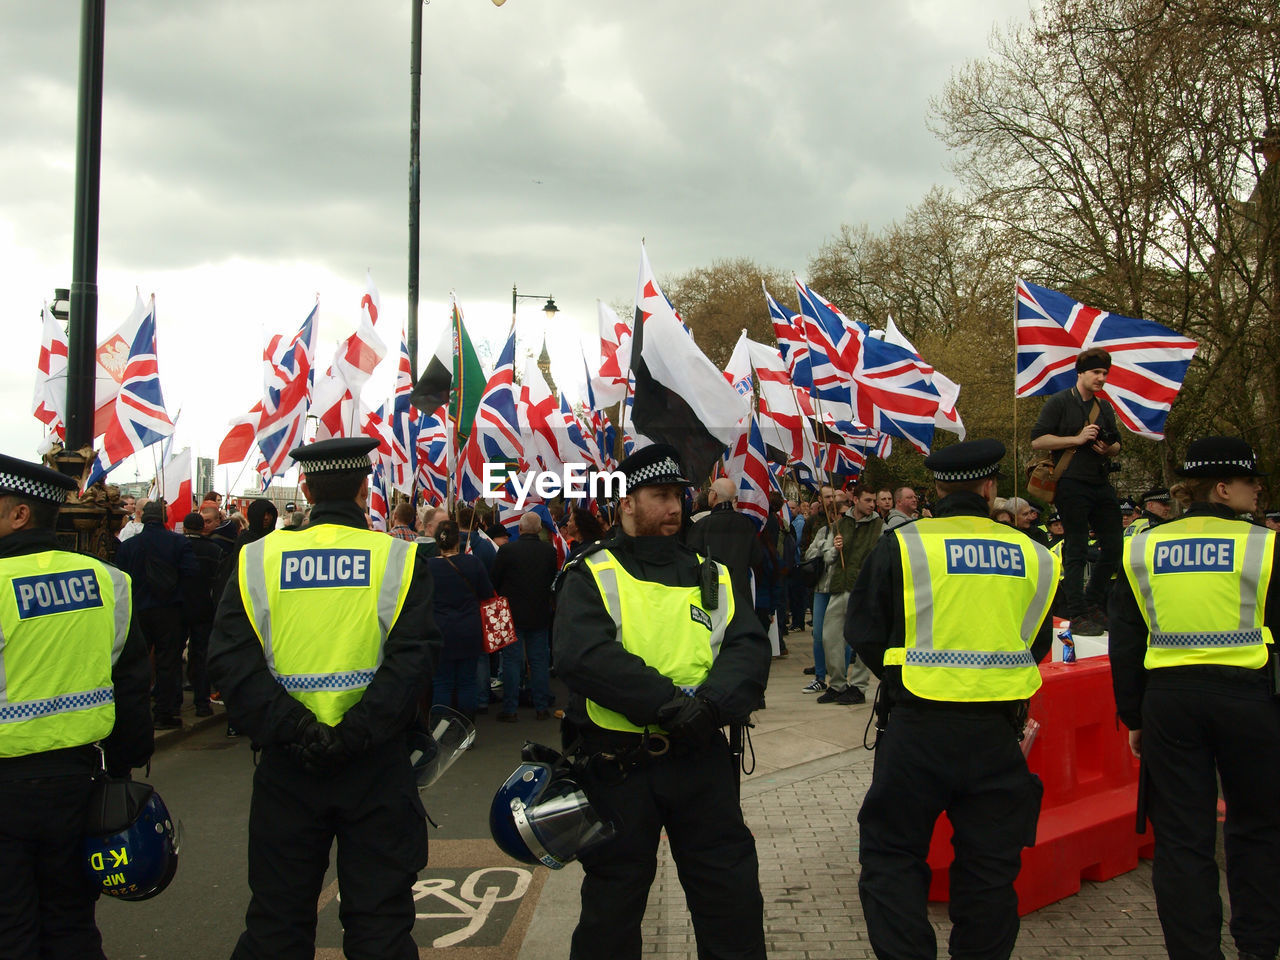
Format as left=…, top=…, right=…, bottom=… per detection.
left=1012, top=283, right=1019, bottom=500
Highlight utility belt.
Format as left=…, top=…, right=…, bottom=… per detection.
left=874, top=690, right=1029, bottom=744
left=1147, top=661, right=1277, bottom=698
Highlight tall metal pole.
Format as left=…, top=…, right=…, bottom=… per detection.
left=66, top=0, right=106, bottom=451
left=407, top=0, right=424, bottom=380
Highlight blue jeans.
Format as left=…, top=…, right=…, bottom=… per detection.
left=812, top=591, right=830, bottom=681
left=433, top=656, right=480, bottom=718
left=501, top=627, right=551, bottom=713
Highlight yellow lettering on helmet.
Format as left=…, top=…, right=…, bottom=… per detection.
left=109, top=847, right=129, bottom=868
left=89, top=851, right=104, bottom=872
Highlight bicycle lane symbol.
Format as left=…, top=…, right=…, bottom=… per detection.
left=411, top=866, right=534, bottom=948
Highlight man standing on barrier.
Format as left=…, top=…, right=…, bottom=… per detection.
left=0, top=454, right=153, bottom=958
left=1110, top=436, right=1279, bottom=960
left=848, top=439, right=1058, bottom=960
left=209, top=437, right=440, bottom=960
left=553, top=443, right=771, bottom=960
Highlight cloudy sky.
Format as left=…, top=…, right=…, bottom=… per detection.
left=0, top=0, right=1032, bottom=489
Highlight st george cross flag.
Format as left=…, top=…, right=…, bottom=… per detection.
left=85, top=297, right=175, bottom=488
left=630, top=244, right=749, bottom=480
left=1014, top=280, right=1198, bottom=439
left=33, top=304, right=68, bottom=445
left=745, top=337, right=815, bottom=469
left=519, top=356, right=570, bottom=474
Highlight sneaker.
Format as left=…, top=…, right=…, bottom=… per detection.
left=816, top=688, right=843, bottom=704
left=209, top=692, right=224, bottom=706
left=836, top=687, right=866, bottom=705
left=802, top=666, right=816, bottom=675
left=489, top=677, right=503, bottom=689
left=1071, top=615, right=1106, bottom=636
left=226, top=724, right=241, bottom=738
left=802, top=679, right=827, bottom=694
left=496, top=712, right=518, bottom=723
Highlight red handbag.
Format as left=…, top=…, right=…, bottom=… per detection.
left=446, top=557, right=518, bottom=653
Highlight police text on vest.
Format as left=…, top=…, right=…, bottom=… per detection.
left=1153, top=538, right=1234, bottom=574
left=945, top=540, right=1026, bottom=577
left=279, top=549, right=372, bottom=589
left=12, top=570, right=103, bottom=619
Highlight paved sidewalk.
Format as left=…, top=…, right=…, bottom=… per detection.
left=521, top=630, right=1241, bottom=960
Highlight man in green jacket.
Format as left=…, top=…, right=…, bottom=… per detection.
left=812, top=487, right=883, bottom=704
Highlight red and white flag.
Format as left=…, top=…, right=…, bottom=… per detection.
left=33, top=303, right=68, bottom=447
left=592, top=300, right=633, bottom=407
left=157, top=446, right=194, bottom=530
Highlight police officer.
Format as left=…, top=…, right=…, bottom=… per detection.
left=208, top=438, right=440, bottom=960
left=847, top=439, right=1058, bottom=960
left=0, top=454, right=153, bottom=957
left=1109, top=436, right=1279, bottom=960
left=553, top=443, right=771, bottom=960
left=1124, top=487, right=1173, bottom=538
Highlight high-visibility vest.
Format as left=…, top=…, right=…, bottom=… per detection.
left=1125, top=517, right=1152, bottom=539
left=883, top=517, right=1058, bottom=702
left=581, top=550, right=734, bottom=733
left=1123, top=516, right=1274, bottom=670
left=0, top=550, right=131, bottom=757
left=240, top=524, right=416, bottom=724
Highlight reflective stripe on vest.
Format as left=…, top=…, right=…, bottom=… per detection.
left=0, top=551, right=131, bottom=757
left=1124, top=517, right=1151, bottom=539
left=581, top=550, right=734, bottom=733
left=240, top=524, right=415, bottom=724
left=1123, top=517, right=1274, bottom=670
left=884, top=517, right=1057, bottom=702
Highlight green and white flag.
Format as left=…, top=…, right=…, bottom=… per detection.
left=412, top=294, right=486, bottom=442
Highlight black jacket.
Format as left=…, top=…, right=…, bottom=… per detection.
left=207, top=501, right=441, bottom=750
left=847, top=491, right=1054, bottom=708
left=685, top=503, right=764, bottom=599
left=491, top=533, right=558, bottom=630
left=553, top=529, right=770, bottom=732
left=1030, top=386, right=1121, bottom=485
left=184, top=534, right=224, bottom=624
left=1108, top=502, right=1279, bottom=730
left=428, top=553, right=493, bottom=661
left=0, top=529, right=153, bottom=779
left=115, top=520, right=199, bottom=611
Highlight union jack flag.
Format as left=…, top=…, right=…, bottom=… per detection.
left=255, top=304, right=319, bottom=479
left=1015, top=280, right=1198, bottom=439
left=415, top=406, right=451, bottom=506
left=845, top=334, right=939, bottom=455
left=795, top=280, right=854, bottom=414
left=389, top=329, right=419, bottom=494
left=764, top=286, right=811, bottom=391
left=368, top=460, right=390, bottom=531
left=85, top=297, right=174, bottom=488
left=457, top=327, right=523, bottom=502
left=723, top=414, right=777, bottom=531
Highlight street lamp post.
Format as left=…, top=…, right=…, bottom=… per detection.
left=511, top=285, right=559, bottom=325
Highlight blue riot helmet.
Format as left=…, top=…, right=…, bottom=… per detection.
left=489, top=756, right=617, bottom=869
left=84, top=780, right=180, bottom=901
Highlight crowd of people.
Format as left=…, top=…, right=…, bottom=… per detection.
left=2, top=344, right=1278, bottom=960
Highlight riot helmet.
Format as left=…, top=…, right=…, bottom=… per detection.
left=84, top=780, right=180, bottom=901
left=489, top=744, right=617, bottom=869
left=410, top=704, right=475, bottom=790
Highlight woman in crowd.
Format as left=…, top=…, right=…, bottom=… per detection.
left=427, top=519, right=494, bottom=723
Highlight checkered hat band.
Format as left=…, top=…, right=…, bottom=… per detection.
left=1182, top=459, right=1254, bottom=472
left=278, top=669, right=376, bottom=692
left=0, top=471, right=68, bottom=504
left=930, top=466, right=998, bottom=482
left=628, top=458, right=687, bottom=486
left=300, top=456, right=371, bottom=474
left=0, top=687, right=113, bottom=724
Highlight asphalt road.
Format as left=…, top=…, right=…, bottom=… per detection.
left=97, top=690, right=569, bottom=960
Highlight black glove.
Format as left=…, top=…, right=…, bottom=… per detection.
left=286, top=716, right=340, bottom=775
left=655, top=695, right=720, bottom=750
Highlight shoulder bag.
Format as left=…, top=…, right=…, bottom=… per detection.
left=1026, top=398, right=1099, bottom=504
left=445, top=556, right=518, bottom=654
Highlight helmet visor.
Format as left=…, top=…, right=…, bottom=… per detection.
left=414, top=705, right=476, bottom=789
left=519, top=780, right=617, bottom=867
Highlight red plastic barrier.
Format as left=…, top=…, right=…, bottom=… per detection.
left=926, top=657, right=1155, bottom=914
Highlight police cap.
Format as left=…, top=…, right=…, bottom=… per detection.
left=1045, top=509, right=1062, bottom=524
left=1140, top=487, right=1171, bottom=504
left=1119, top=498, right=1137, bottom=513
left=923, top=439, right=1004, bottom=482
left=1176, top=436, right=1268, bottom=479
left=288, top=437, right=378, bottom=475
left=1265, top=510, right=1280, bottom=522
left=616, top=443, right=691, bottom=493
left=0, top=454, right=78, bottom=505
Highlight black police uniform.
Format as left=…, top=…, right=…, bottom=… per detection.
left=847, top=441, right=1052, bottom=960
left=553, top=444, right=771, bottom=960
left=0, top=458, right=153, bottom=960
left=208, top=440, right=441, bottom=960
left=1109, top=439, right=1280, bottom=960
